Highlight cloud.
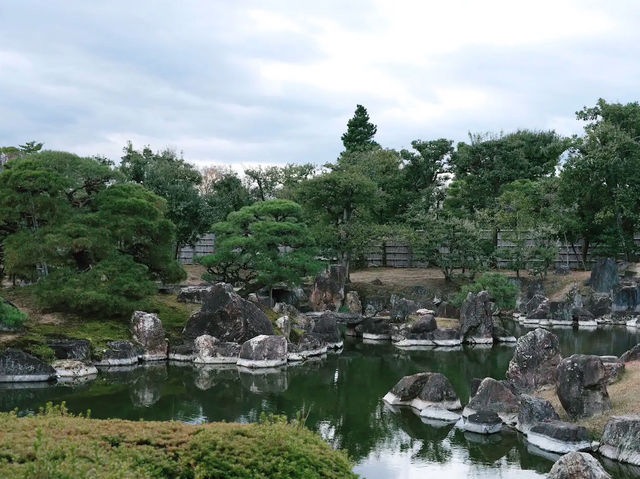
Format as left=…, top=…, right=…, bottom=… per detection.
left=0, top=0, right=638, bottom=168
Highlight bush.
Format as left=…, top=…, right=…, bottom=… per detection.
left=453, top=273, right=518, bottom=311
left=0, top=297, right=27, bottom=328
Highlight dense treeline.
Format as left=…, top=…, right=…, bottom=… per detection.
left=1, top=98, right=639, bottom=315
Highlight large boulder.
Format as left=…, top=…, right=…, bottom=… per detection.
left=383, top=372, right=432, bottom=402
left=309, top=264, right=346, bottom=312
left=52, top=360, right=98, bottom=382
left=459, top=291, right=493, bottom=343
left=177, top=285, right=213, bottom=304
left=527, top=421, right=592, bottom=454
left=591, top=258, right=619, bottom=293
left=309, top=313, right=343, bottom=348
left=556, top=354, right=611, bottom=420
left=287, top=333, right=327, bottom=361
left=390, top=296, right=419, bottom=322
left=586, top=293, right=613, bottom=318
left=360, top=317, right=391, bottom=340
left=525, top=293, right=549, bottom=316
left=193, top=335, right=240, bottom=364
left=463, top=377, right=520, bottom=425
left=0, top=349, right=56, bottom=382
left=516, top=394, right=560, bottom=434
left=344, top=291, right=362, bottom=315
left=601, top=356, right=625, bottom=384
left=237, top=335, right=287, bottom=368
left=599, top=415, right=640, bottom=467
left=613, top=283, right=640, bottom=313
left=548, top=452, right=612, bottom=479
left=620, top=343, right=640, bottom=363
left=95, top=341, right=140, bottom=366
left=459, top=411, right=502, bottom=435
left=506, top=328, right=562, bottom=392
left=383, top=372, right=461, bottom=420
left=528, top=298, right=551, bottom=320
left=273, top=302, right=313, bottom=331
left=130, top=311, right=168, bottom=361
left=182, top=283, right=274, bottom=344
left=47, top=339, right=92, bottom=361
left=409, top=315, right=437, bottom=335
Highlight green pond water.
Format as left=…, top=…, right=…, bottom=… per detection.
left=3, top=325, right=640, bottom=478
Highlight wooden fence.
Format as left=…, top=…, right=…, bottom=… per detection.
left=178, top=233, right=215, bottom=265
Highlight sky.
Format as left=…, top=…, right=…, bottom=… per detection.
left=1, top=1, right=639, bottom=171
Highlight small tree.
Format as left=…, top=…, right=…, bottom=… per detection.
left=199, top=200, right=323, bottom=304
left=340, top=105, right=379, bottom=154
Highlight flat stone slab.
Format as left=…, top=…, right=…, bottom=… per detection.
left=458, top=411, right=502, bottom=434
left=527, top=421, right=593, bottom=454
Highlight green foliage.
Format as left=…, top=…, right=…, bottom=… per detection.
left=0, top=298, right=27, bottom=328
left=340, top=104, right=379, bottom=154
left=0, top=406, right=357, bottom=479
left=201, top=168, right=253, bottom=223
left=453, top=273, right=518, bottom=311
left=200, top=200, right=323, bottom=298
left=245, top=163, right=317, bottom=202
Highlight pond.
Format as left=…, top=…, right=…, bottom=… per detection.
left=3, top=325, right=640, bottom=478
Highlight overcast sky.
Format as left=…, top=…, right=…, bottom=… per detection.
left=1, top=1, right=639, bottom=170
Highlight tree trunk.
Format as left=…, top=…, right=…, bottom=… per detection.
left=581, top=238, right=590, bottom=269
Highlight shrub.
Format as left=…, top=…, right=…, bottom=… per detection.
left=453, top=273, right=518, bottom=311
left=0, top=297, right=27, bottom=328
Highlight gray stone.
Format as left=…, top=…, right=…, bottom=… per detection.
left=383, top=372, right=461, bottom=412
left=309, top=313, right=343, bottom=348
left=130, top=311, right=168, bottom=360
left=459, top=291, right=493, bottom=343
left=168, top=342, right=195, bottom=361
left=287, top=333, right=327, bottom=361
left=360, top=317, right=391, bottom=340
left=47, top=339, right=92, bottom=361
left=182, top=283, right=274, bottom=344
left=528, top=422, right=592, bottom=454
left=586, top=293, right=613, bottom=318
left=95, top=341, right=140, bottom=366
left=461, top=411, right=502, bottom=434
left=591, top=258, right=619, bottom=293
left=620, top=343, right=640, bottom=363
left=599, top=415, right=640, bottom=467
left=526, top=293, right=549, bottom=316
left=345, top=291, right=362, bottom=315
left=557, top=354, right=611, bottom=420
left=309, top=264, right=346, bottom=312
left=548, top=452, right=611, bottom=479
left=177, top=285, right=213, bottom=304
left=53, top=360, right=98, bottom=381
left=390, top=296, right=419, bottom=322
left=435, top=301, right=460, bottom=319
left=193, top=335, right=240, bottom=364
left=364, top=296, right=388, bottom=317
left=528, top=298, right=551, bottom=320
left=0, top=349, right=56, bottom=382
left=601, top=357, right=625, bottom=384
left=276, top=315, right=291, bottom=341
left=409, top=315, right=437, bottom=336
left=386, top=372, right=433, bottom=402
left=506, top=328, right=562, bottom=392
left=516, top=394, right=560, bottom=434
left=237, top=335, right=287, bottom=368
left=273, top=303, right=313, bottom=331
left=464, top=377, right=520, bottom=424
left=613, top=283, right=640, bottom=313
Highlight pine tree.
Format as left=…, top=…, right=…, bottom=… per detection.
left=340, top=105, right=379, bottom=153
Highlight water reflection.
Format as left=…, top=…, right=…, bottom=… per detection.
left=2, top=326, right=640, bottom=479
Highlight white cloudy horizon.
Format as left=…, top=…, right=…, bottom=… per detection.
left=1, top=0, right=639, bottom=170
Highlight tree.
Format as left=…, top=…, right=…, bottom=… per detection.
left=119, top=143, right=210, bottom=256
left=18, top=141, right=44, bottom=154
left=199, top=200, right=322, bottom=304
left=244, top=163, right=316, bottom=202
left=340, top=105, right=379, bottom=154
left=559, top=99, right=640, bottom=261
left=0, top=151, right=185, bottom=316
left=297, top=170, right=378, bottom=277
left=201, top=168, right=253, bottom=224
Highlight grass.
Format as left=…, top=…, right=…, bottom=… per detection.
left=0, top=404, right=357, bottom=479
left=536, top=361, right=640, bottom=439
left=0, top=288, right=199, bottom=360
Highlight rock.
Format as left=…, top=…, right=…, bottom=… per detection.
left=459, top=411, right=502, bottom=434
left=613, top=283, right=640, bottom=313
left=557, top=354, right=612, bottom=419
left=168, top=343, right=195, bottom=361
left=390, top=296, right=419, bottom=322
left=130, top=311, right=168, bottom=361
left=526, top=294, right=549, bottom=316
left=459, top=291, right=493, bottom=343
left=237, top=335, right=287, bottom=368
left=270, top=286, right=307, bottom=309
left=276, top=315, right=291, bottom=341
left=516, top=394, right=560, bottom=434
left=548, top=452, right=611, bottom=479
left=573, top=307, right=595, bottom=323
left=0, top=349, right=56, bottom=382
left=591, top=258, right=619, bottom=293
left=371, top=278, right=383, bottom=285
left=506, top=328, right=562, bottom=392
left=493, top=323, right=517, bottom=343
left=273, top=303, right=313, bottom=331
left=52, top=360, right=98, bottom=381
left=410, top=315, right=437, bottom=335
left=345, top=291, right=362, bottom=314
left=363, top=296, right=388, bottom=317
left=527, top=421, right=592, bottom=454
left=177, top=285, right=213, bottom=304
left=528, top=299, right=551, bottom=320
left=431, top=328, right=461, bottom=346
left=586, top=293, right=613, bottom=318
left=287, top=333, right=327, bottom=361
left=620, top=343, right=640, bottom=363
left=436, top=301, right=460, bottom=319
left=383, top=372, right=461, bottom=419
left=599, top=415, right=640, bottom=467
left=47, top=339, right=92, bottom=361
left=309, top=313, right=343, bottom=348
left=464, top=377, right=520, bottom=425
left=309, top=264, right=346, bottom=312
left=95, top=341, right=140, bottom=366
left=182, top=283, right=274, bottom=344
left=470, top=378, right=482, bottom=397
left=554, top=264, right=571, bottom=276
left=601, top=357, right=625, bottom=384
left=193, top=335, right=240, bottom=364
left=360, top=317, right=391, bottom=340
